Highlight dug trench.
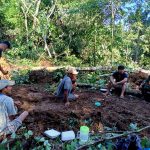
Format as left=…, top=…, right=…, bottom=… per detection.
left=12, top=84, right=150, bottom=137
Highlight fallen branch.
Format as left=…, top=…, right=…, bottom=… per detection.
left=76, top=126, right=150, bottom=150
left=32, top=66, right=113, bottom=71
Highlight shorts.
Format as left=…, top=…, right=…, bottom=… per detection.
left=2, top=118, right=22, bottom=135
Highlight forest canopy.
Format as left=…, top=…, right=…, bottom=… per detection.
left=0, top=0, right=150, bottom=68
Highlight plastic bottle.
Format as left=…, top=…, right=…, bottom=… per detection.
left=79, top=126, right=89, bottom=144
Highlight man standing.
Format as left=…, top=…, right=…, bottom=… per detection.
left=0, top=80, right=28, bottom=135
left=105, top=65, right=128, bottom=98
left=55, top=67, right=79, bottom=106
left=0, top=41, right=11, bottom=75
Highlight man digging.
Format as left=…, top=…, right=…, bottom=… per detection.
left=105, top=65, right=128, bottom=98
left=55, top=67, right=79, bottom=107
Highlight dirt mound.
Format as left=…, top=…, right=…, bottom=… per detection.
left=29, top=69, right=65, bottom=83
left=29, top=70, right=53, bottom=83
left=129, top=70, right=150, bottom=87
left=12, top=84, right=150, bottom=137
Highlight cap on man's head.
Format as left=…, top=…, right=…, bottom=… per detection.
left=0, top=80, right=15, bottom=90
left=67, top=67, right=78, bottom=75
left=1, top=41, right=11, bottom=49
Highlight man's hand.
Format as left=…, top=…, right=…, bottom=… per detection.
left=2, top=70, right=8, bottom=75
left=65, top=101, right=70, bottom=107
left=0, top=65, right=8, bottom=75
left=113, top=82, right=117, bottom=86
left=14, top=101, right=22, bottom=107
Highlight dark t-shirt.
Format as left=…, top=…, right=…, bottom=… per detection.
left=112, top=71, right=128, bottom=82
left=0, top=49, right=2, bottom=58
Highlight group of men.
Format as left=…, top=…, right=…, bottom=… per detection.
left=0, top=41, right=150, bottom=137
left=55, top=65, right=150, bottom=101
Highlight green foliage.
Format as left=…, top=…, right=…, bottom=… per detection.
left=1, top=126, right=150, bottom=150
left=24, top=130, right=33, bottom=139
left=57, top=55, right=82, bottom=67
left=52, top=69, right=66, bottom=82
left=64, top=140, right=78, bottom=150
left=0, top=129, right=51, bottom=150
left=67, top=117, right=79, bottom=128
left=129, top=123, right=138, bottom=131
left=78, top=71, right=107, bottom=87
left=141, top=137, right=150, bottom=148
left=11, top=70, right=30, bottom=84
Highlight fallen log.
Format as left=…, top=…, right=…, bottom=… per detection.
left=32, top=66, right=113, bottom=72
left=76, top=126, right=150, bottom=150
left=76, top=66, right=112, bottom=71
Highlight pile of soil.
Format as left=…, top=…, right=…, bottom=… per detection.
left=12, top=84, right=150, bottom=137
left=128, top=70, right=150, bottom=89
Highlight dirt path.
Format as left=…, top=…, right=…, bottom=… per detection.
left=12, top=84, right=150, bottom=137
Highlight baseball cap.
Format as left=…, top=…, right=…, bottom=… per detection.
left=0, top=80, right=15, bottom=90
left=67, top=67, right=78, bottom=75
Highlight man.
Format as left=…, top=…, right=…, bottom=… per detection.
left=0, top=80, right=28, bottom=136
left=0, top=41, right=11, bottom=75
left=105, top=65, right=128, bottom=98
left=140, top=75, right=150, bottom=101
left=55, top=67, right=78, bottom=106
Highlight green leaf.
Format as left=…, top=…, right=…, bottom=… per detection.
left=0, top=144, right=5, bottom=150
left=129, top=123, right=138, bottom=131
left=11, top=133, right=16, bottom=139
left=1, top=138, right=7, bottom=144
left=24, top=133, right=29, bottom=139
left=28, top=130, right=33, bottom=136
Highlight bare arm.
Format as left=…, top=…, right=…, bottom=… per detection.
left=110, top=76, right=115, bottom=84
left=9, top=114, right=18, bottom=121
left=117, top=78, right=127, bottom=85
left=0, top=65, right=8, bottom=75
left=64, top=90, right=68, bottom=103
left=64, top=90, right=70, bottom=106
left=140, top=80, right=146, bottom=88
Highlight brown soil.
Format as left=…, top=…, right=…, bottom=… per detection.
left=12, top=84, right=150, bottom=137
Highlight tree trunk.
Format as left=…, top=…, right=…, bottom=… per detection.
left=33, top=0, right=41, bottom=29
left=111, top=0, right=114, bottom=65
left=21, top=0, right=32, bottom=43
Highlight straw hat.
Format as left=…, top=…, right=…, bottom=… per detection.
left=0, top=80, right=15, bottom=90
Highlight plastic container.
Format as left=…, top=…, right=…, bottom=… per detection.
left=61, top=131, right=75, bottom=141
left=95, top=101, right=101, bottom=107
left=44, top=129, right=60, bottom=139
left=144, top=148, right=150, bottom=150
left=100, top=88, right=107, bottom=93
left=79, top=126, right=89, bottom=143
